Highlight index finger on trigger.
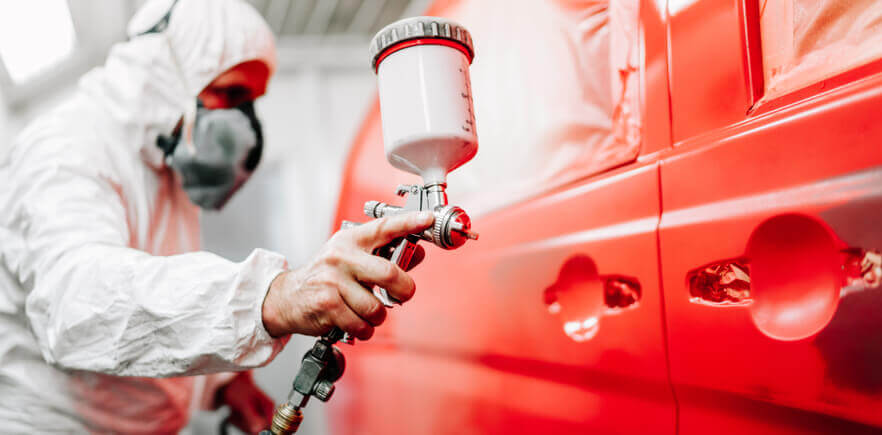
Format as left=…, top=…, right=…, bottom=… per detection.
left=353, top=211, right=434, bottom=251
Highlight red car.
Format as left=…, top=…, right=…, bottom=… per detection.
left=331, top=0, right=882, bottom=433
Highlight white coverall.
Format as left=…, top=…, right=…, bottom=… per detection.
left=0, top=0, right=288, bottom=432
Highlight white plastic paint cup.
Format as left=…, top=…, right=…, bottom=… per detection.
left=371, top=17, right=478, bottom=185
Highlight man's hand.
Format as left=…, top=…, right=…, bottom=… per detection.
left=262, top=211, right=434, bottom=339
left=219, top=371, right=275, bottom=434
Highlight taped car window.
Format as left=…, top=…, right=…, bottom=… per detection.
left=759, top=0, right=882, bottom=101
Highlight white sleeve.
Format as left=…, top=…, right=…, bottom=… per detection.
left=10, top=138, right=289, bottom=377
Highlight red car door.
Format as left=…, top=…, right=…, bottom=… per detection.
left=330, top=1, right=676, bottom=433
left=660, top=0, right=882, bottom=432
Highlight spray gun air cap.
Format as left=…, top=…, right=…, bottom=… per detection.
left=371, top=16, right=478, bottom=186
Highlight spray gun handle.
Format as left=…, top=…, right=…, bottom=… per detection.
left=373, top=235, right=420, bottom=306
left=342, top=220, right=419, bottom=307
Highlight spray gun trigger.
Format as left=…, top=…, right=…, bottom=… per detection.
left=373, top=235, right=420, bottom=307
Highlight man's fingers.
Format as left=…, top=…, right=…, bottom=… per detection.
left=352, top=211, right=434, bottom=251
left=338, top=277, right=388, bottom=326
left=332, top=303, right=375, bottom=340
left=347, top=251, right=416, bottom=303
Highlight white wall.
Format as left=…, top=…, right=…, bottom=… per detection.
left=0, top=86, right=74, bottom=145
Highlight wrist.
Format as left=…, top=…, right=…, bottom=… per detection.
left=262, top=270, right=289, bottom=337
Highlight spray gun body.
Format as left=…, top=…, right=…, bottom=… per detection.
left=353, top=182, right=478, bottom=305
left=264, top=16, right=478, bottom=434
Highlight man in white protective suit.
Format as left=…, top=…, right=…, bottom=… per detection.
left=0, top=0, right=432, bottom=432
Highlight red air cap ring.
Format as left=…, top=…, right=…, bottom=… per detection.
left=373, top=37, right=474, bottom=72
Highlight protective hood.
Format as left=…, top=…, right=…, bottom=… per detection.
left=77, top=0, right=276, bottom=168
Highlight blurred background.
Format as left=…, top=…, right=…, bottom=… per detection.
left=0, top=1, right=430, bottom=433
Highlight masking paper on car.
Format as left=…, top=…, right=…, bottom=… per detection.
left=760, top=0, right=882, bottom=101
left=437, top=0, right=641, bottom=213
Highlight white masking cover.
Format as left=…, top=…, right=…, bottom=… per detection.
left=434, top=0, right=641, bottom=213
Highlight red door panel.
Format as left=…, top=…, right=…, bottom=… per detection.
left=662, top=24, right=882, bottom=432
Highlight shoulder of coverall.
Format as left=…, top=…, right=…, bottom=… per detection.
left=9, top=95, right=130, bottom=186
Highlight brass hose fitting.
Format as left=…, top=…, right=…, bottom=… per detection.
left=268, top=402, right=303, bottom=435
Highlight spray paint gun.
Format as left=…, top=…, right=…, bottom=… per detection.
left=261, top=17, right=479, bottom=435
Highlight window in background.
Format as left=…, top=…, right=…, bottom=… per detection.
left=759, top=0, right=882, bottom=101
left=0, top=0, right=77, bottom=84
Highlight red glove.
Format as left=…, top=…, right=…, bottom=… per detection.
left=218, top=371, right=275, bottom=433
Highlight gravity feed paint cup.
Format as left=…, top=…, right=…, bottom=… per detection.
left=370, top=16, right=478, bottom=186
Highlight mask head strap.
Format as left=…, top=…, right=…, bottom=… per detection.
left=156, top=119, right=183, bottom=157
left=236, top=101, right=263, bottom=171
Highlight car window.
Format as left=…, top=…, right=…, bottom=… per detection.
left=434, top=0, right=641, bottom=214
left=759, top=0, right=882, bottom=101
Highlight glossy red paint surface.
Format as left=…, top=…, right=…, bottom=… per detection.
left=331, top=0, right=882, bottom=433
left=663, top=0, right=882, bottom=431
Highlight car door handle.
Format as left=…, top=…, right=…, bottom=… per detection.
left=687, top=214, right=882, bottom=341
left=543, top=254, right=641, bottom=342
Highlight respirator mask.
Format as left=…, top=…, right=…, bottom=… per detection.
left=157, top=100, right=263, bottom=210
left=139, top=0, right=265, bottom=210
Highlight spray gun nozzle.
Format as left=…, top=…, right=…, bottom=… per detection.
left=449, top=221, right=479, bottom=240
